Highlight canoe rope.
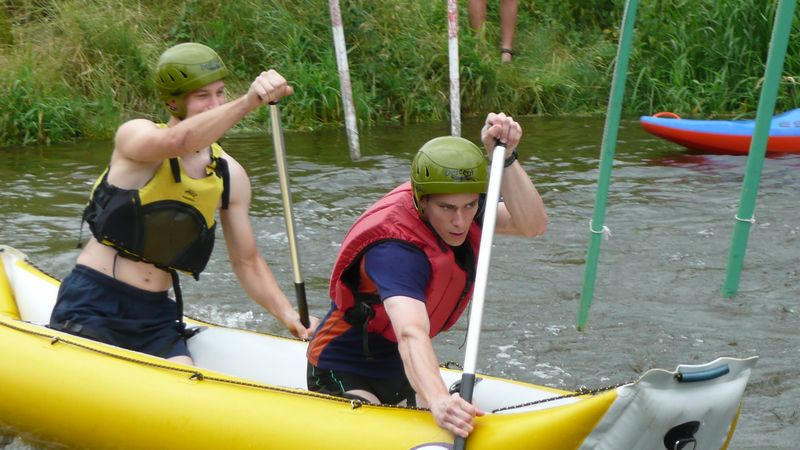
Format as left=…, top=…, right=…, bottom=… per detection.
left=490, top=382, right=629, bottom=413
left=735, top=214, right=756, bottom=224
left=440, top=361, right=631, bottom=413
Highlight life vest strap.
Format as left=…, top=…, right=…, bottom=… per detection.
left=169, top=158, right=181, bottom=183
left=215, top=157, right=230, bottom=210
left=343, top=294, right=379, bottom=361
left=169, top=270, right=186, bottom=335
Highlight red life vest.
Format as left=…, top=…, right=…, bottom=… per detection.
left=329, top=181, right=481, bottom=342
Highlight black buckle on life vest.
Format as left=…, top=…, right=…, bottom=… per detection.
left=344, top=298, right=378, bottom=361
left=175, top=320, right=205, bottom=340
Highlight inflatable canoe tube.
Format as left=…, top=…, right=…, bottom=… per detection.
left=0, top=245, right=757, bottom=449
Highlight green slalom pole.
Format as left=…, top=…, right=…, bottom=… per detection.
left=722, top=0, right=796, bottom=298
left=577, top=0, right=639, bottom=331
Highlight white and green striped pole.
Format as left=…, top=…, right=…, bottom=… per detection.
left=723, top=0, right=796, bottom=297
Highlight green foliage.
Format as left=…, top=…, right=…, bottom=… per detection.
left=0, top=64, right=81, bottom=145
left=0, top=5, right=13, bottom=45
left=631, top=0, right=800, bottom=115
left=1, top=0, right=799, bottom=147
left=535, top=0, right=623, bottom=42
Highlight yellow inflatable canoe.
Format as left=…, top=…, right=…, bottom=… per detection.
left=0, top=245, right=756, bottom=449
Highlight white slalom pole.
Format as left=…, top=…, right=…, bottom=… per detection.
left=447, top=0, right=461, bottom=136
left=328, top=0, right=361, bottom=160
left=453, top=143, right=506, bottom=450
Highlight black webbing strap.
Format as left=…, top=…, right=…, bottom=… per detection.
left=169, top=158, right=181, bottom=183
left=49, top=320, right=105, bottom=342
left=169, top=270, right=186, bottom=336
left=215, top=157, right=230, bottom=210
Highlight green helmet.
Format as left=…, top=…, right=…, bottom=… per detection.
left=411, top=136, right=488, bottom=213
left=154, top=43, right=229, bottom=119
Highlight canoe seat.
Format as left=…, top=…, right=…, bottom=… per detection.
left=188, top=327, right=309, bottom=389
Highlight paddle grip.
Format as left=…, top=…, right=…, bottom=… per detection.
left=452, top=372, right=477, bottom=450
left=294, top=282, right=310, bottom=328
left=458, top=373, right=476, bottom=403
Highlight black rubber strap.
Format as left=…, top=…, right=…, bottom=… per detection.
left=170, top=270, right=186, bottom=336
left=503, top=150, right=519, bottom=167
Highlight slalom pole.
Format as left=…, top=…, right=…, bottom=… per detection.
left=577, top=0, right=639, bottom=331
left=453, top=142, right=506, bottom=450
left=269, top=103, right=310, bottom=328
left=447, top=0, right=461, bottom=136
left=723, top=0, right=796, bottom=297
left=328, top=0, right=361, bottom=160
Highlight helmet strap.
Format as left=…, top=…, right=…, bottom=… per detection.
left=414, top=194, right=428, bottom=219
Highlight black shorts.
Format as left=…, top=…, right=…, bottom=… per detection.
left=307, top=362, right=416, bottom=406
left=49, top=264, right=189, bottom=359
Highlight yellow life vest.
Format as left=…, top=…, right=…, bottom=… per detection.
left=82, top=142, right=230, bottom=279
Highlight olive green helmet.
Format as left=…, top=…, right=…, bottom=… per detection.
left=411, top=136, right=488, bottom=213
left=154, top=43, right=229, bottom=119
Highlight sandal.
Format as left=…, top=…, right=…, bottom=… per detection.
left=501, top=48, right=514, bottom=63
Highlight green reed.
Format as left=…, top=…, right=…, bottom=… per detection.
left=631, top=0, right=800, bottom=116
left=1, top=0, right=798, bottom=147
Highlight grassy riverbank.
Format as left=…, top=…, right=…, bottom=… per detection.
left=1, top=0, right=799, bottom=147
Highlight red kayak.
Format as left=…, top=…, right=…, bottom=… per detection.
left=639, top=110, right=800, bottom=155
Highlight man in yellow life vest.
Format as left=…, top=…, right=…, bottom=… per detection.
left=50, top=42, right=318, bottom=365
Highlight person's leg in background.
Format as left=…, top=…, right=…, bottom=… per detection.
left=468, top=0, right=519, bottom=63
left=499, top=0, right=518, bottom=63
left=468, top=0, right=487, bottom=31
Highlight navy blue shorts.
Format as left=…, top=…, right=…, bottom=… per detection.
left=49, top=264, right=189, bottom=358
left=307, top=362, right=416, bottom=406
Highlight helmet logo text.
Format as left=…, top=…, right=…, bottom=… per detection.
left=201, top=61, right=222, bottom=71
left=444, top=168, right=476, bottom=181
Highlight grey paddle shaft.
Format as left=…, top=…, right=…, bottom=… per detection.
left=454, top=142, right=507, bottom=450
left=269, top=103, right=310, bottom=327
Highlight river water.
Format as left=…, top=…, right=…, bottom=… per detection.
left=1, top=116, right=797, bottom=449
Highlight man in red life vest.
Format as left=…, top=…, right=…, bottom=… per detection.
left=307, top=112, right=547, bottom=438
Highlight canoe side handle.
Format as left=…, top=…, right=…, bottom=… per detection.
left=675, top=364, right=730, bottom=383
left=653, top=111, right=682, bottom=119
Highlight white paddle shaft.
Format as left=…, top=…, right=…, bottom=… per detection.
left=461, top=143, right=507, bottom=374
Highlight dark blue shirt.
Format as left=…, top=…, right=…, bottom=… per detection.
left=364, top=242, right=430, bottom=302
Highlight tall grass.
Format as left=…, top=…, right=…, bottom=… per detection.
left=630, top=0, right=800, bottom=116
left=1, top=0, right=799, bottom=147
